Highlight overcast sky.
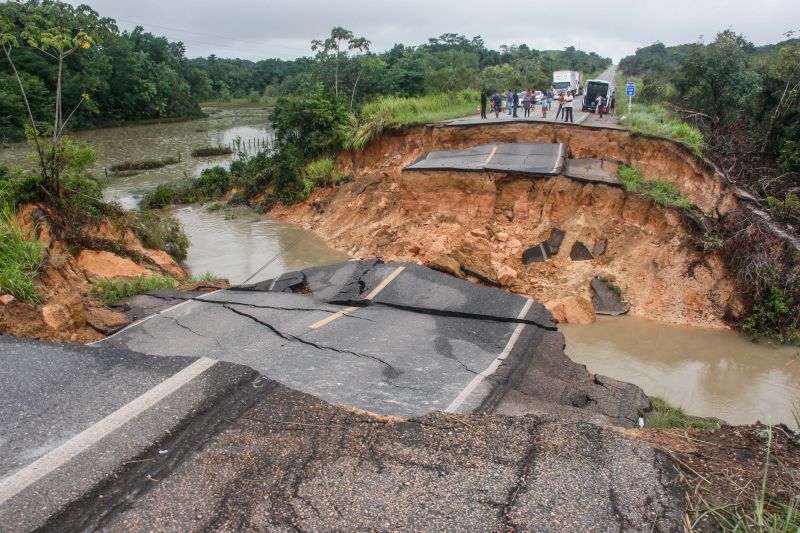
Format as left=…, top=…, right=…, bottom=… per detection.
left=67, top=0, right=799, bottom=63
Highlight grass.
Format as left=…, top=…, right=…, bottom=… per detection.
left=343, top=90, right=477, bottom=151
left=618, top=102, right=705, bottom=156
left=90, top=272, right=227, bottom=305
left=110, top=157, right=179, bottom=173
left=618, top=164, right=694, bottom=210
left=695, top=427, right=800, bottom=532
left=90, top=274, right=178, bottom=305
left=647, top=397, right=722, bottom=430
left=191, top=146, right=233, bottom=157
left=0, top=200, right=43, bottom=303
left=597, top=276, right=623, bottom=298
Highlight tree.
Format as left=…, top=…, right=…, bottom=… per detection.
left=311, top=27, right=354, bottom=98
left=0, top=1, right=113, bottom=198
left=677, top=30, right=761, bottom=126
left=348, top=36, right=371, bottom=109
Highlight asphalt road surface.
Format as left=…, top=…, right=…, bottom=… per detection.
left=447, top=64, right=620, bottom=127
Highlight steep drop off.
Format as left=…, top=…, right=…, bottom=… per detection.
left=272, top=124, right=749, bottom=328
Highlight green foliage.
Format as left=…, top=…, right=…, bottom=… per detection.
left=647, top=397, right=722, bottom=430
left=618, top=164, right=694, bottom=210
left=90, top=274, right=178, bottom=305
left=765, top=194, right=800, bottom=226
left=597, top=276, right=622, bottom=298
left=619, top=103, right=705, bottom=155
left=742, top=282, right=800, bottom=345
left=0, top=191, right=43, bottom=303
left=121, top=210, right=189, bottom=262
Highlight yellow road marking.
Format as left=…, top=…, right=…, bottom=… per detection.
left=483, top=145, right=498, bottom=165
left=309, top=266, right=406, bottom=329
left=309, top=306, right=359, bottom=329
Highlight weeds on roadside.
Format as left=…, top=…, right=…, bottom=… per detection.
left=618, top=103, right=705, bottom=156
left=647, top=397, right=722, bottom=430
left=90, top=274, right=178, bottom=305
left=0, top=197, right=43, bottom=303
left=693, top=427, right=800, bottom=532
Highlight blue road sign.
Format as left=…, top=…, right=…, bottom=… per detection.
left=626, top=81, right=636, bottom=97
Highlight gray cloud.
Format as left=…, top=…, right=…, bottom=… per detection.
left=68, top=0, right=799, bottom=62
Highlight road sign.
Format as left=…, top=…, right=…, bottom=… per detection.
left=626, top=81, right=636, bottom=97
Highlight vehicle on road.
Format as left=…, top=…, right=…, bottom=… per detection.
left=553, top=70, right=583, bottom=95
left=533, top=90, right=543, bottom=103
left=582, top=79, right=613, bottom=112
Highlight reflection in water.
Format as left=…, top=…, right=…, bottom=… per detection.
left=174, top=206, right=349, bottom=285
left=561, top=315, right=800, bottom=425
left=0, top=105, right=271, bottom=210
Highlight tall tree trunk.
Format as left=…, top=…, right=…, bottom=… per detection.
left=350, top=68, right=363, bottom=110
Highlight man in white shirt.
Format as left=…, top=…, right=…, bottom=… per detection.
left=563, top=91, right=574, bottom=123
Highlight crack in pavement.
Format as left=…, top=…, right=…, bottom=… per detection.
left=338, top=300, right=556, bottom=331
left=220, top=303, right=403, bottom=379
left=164, top=316, right=224, bottom=350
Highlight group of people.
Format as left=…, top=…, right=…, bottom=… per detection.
left=479, top=89, right=615, bottom=122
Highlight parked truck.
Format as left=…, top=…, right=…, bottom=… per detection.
left=552, top=70, right=584, bottom=95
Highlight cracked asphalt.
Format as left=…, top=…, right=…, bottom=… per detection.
left=99, top=260, right=560, bottom=418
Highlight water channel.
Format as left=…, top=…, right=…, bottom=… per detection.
left=1, top=104, right=797, bottom=425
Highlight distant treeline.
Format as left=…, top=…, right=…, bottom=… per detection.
left=0, top=1, right=610, bottom=139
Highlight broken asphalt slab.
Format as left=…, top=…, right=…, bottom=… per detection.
left=101, top=260, right=649, bottom=427
left=0, top=335, right=259, bottom=532
left=405, top=142, right=567, bottom=176
left=44, top=381, right=685, bottom=532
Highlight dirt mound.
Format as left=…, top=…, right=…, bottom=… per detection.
left=271, top=124, right=745, bottom=328
left=0, top=204, right=187, bottom=343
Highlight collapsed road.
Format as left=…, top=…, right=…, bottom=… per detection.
left=0, top=260, right=684, bottom=531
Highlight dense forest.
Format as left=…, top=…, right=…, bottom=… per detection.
left=0, top=1, right=609, bottom=140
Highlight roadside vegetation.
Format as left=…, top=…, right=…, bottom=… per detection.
left=0, top=187, right=43, bottom=303
left=620, top=31, right=800, bottom=344
left=618, top=103, right=704, bottom=156
left=90, top=271, right=223, bottom=305
left=646, top=397, right=721, bottom=430
left=617, top=164, right=693, bottom=209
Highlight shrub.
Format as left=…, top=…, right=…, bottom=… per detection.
left=619, top=103, right=705, bottom=156
left=124, top=210, right=189, bottom=262
left=765, top=194, right=800, bottom=226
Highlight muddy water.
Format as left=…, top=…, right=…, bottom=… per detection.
left=174, top=206, right=348, bottom=285
left=561, top=316, right=800, bottom=426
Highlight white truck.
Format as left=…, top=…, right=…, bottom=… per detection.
left=552, top=70, right=584, bottom=95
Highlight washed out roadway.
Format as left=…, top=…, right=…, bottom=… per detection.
left=99, top=260, right=557, bottom=418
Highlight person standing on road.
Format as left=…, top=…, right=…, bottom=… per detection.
left=492, top=91, right=503, bottom=118
left=609, top=93, right=616, bottom=115
left=555, top=92, right=565, bottom=120
left=540, top=94, right=549, bottom=118
left=563, top=91, right=574, bottom=123
left=595, top=94, right=605, bottom=119
left=480, top=88, right=487, bottom=119
left=512, top=90, right=519, bottom=118
left=522, top=90, right=531, bottom=117
left=507, top=90, right=514, bottom=115
left=547, top=89, right=553, bottom=110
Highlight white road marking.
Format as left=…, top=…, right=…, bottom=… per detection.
left=445, top=299, right=534, bottom=413
left=482, top=145, right=498, bottom=166
left=0, top=357, right=218, bottom=505
left=310, top=266, right=406, bottom=329
left=552, top=143, right=566, bottom=174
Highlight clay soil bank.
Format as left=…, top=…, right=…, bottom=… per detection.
left=272, top=123, right=748, bottom=329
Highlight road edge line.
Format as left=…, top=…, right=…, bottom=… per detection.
left=444, top=299, right=534, bottom=413
left=0, top=357, right=218, bottom=505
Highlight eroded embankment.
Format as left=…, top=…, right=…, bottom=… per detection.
left=0, top=205, right=188, bottom=342
left=271, top=123, right=746, bottom=328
